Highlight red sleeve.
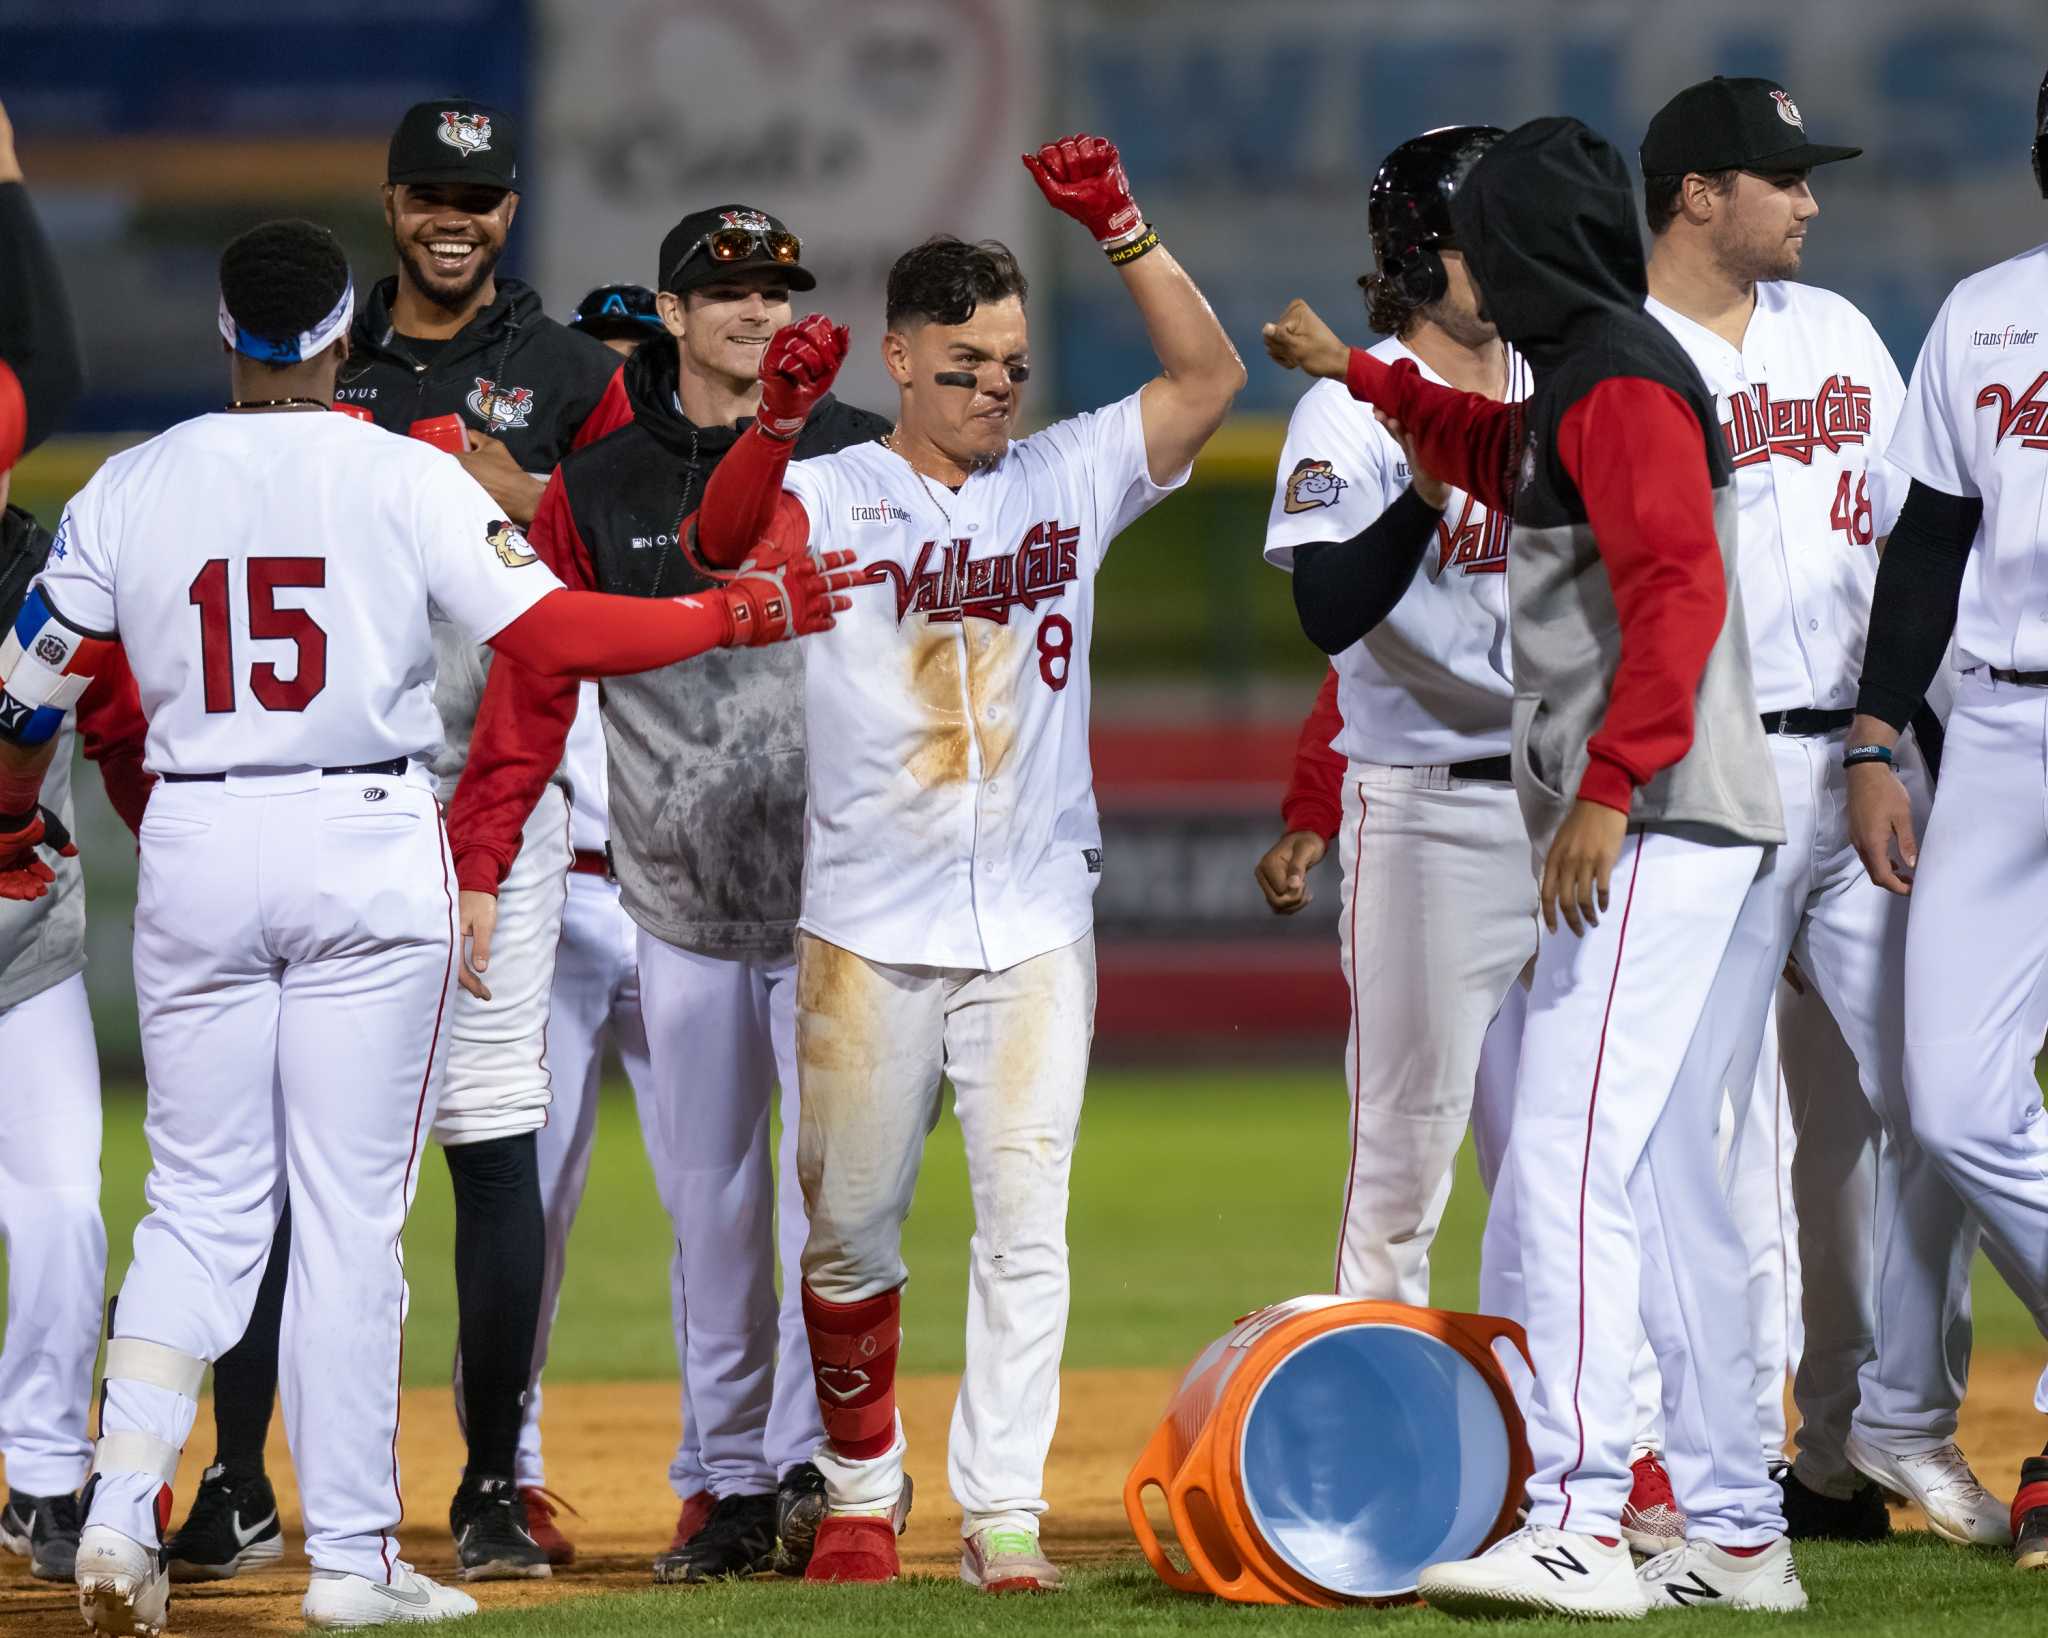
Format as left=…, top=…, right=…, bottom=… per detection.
left=1344, top=349, right=1519, bottom=512
left=571, top=364, right=633, bottom=449
left=0, top=359, right=23, bottom=473
left=1556, top=378, right=1727, bottom=814
left=694, top=422, right=799, bottom=568
left=1280, top=668, right=1345, bottom=842
left=489, top=587, right=733, bottom=676
left=75, top=643, right=154, bottom=838
left=529, top=470, right=598, bottom=591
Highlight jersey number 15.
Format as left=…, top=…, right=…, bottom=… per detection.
left=189, top=558, right=328, bottom=713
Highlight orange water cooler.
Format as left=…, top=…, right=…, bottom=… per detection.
left=1124, top=1295, right=1533, bottom=1607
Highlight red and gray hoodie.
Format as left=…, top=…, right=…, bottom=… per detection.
left=1344, top=116, right=1783, bottom=850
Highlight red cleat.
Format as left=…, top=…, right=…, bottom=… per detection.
left=669, top=1489, right=714, bottom=1554
left=519, top=1486, right=578, bottom=1568
left=1621, top=1450, right=1685, bottom=1556
left=804, top=1516, right=900, bottom=1583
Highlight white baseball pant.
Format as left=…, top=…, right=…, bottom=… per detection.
left=90, top=768, right=453, bottom=1581
left=635, top=932, right=819, bottom=1499
left=0, top=973, right=107, bottom=1495
left=1334, top=765, right=1537, bottom=1302
left=795, top=929, right=1094, bottom=1537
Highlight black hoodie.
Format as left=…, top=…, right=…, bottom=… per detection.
left=1352, top=117, right=1781, bottom=846
left=462, top=337, right=888, bottom=958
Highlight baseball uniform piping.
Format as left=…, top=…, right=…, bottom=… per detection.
left=1333, top=782, right=1370, bottom=1292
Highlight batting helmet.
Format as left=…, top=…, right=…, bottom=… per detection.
left=2033, top=68, right=2047, bottom=200
left=1365, top=125, right=1506, bottom=312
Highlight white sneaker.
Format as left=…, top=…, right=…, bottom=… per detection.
left=76, top=1525, right=171, bottom=1637
left=961, top=1525, right=1063, bottom=1593
left=1418, top=1524, right=1647, bottom=1620
left=1637, top=1536, right=1807, bottom=1611
left=303, top=1567, right=478, bottom=1628
left=1845, top=1433, right=2010, bottom=1546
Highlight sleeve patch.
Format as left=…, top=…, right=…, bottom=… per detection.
left=486, top=518, right=539, bottom=568
left=1283, top=457, right=1348, bottom=513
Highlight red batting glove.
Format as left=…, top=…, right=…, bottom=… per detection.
left=0, top=807, right=67, bottom=902
left=711, top=547, right=860, bottom=647
left=757, top=315, right=851, bottom=442
left=1022, top=133, right=1145, bottom=247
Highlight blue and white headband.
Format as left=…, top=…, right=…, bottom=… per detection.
left=217, top=274, right=355, bottom=365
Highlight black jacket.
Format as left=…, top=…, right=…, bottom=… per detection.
left=336, top=274, right=621, bottom=467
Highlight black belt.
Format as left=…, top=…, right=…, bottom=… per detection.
left=1759, top=709, right=1853, bottom=736
left=1447, top=755, right=1513, bottom=783
left=1991, top=668, right=2048, bottom=687
left=161, top=757, right=411, bottom=784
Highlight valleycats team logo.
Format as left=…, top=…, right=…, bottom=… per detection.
left=466, top=377, right=534, bottom=431
left=718, top=207, right=775, bottom=233
left=1720, top=375, right=1872, bottom=467
left=486, top=519, right=538, bottom=568
left=861, top=519, right=1080, bottom=624
left=1979, top=370, right=2048, bottom=451
left=1427, top=495, right=1509, bottom=579
left=1283, top=457, right=1347, bottom=512
left=438, top=110, right=494, bottom=156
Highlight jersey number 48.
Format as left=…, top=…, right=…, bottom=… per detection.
left=189, top=557, right=328, bottom=713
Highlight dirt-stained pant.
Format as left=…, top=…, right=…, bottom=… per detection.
left=795, top=929, right=1095, bottom=1538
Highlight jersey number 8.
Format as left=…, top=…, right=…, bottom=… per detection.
left=190, top=557, right=329, bottom=714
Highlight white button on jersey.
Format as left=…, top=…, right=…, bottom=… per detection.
left=1648, top=285, right=1906, bottom=715
left=39, top=412, right=559, bottom=776
left=785, top=391, right=1185, bottom=971
left=1885, top=242, right=2048, bottom=672
left=1261, top=337, right=1527, bottom=767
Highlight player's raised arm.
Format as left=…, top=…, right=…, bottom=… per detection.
left=1024, top=134, right=1245, bottom=483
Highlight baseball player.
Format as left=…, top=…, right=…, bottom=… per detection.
left=0, top=117, right=153, bottom=1586
left=447, top=206, right=889, bottom=1581
left=1639, top=75, right=2008, bottom=1548
left=1845, top=67, right=2048, bottom=1573
left=567, top=282, right=667, bottom=355
left=690, top=133, right=1242, bottom=1590
left=1270, top=116, right=1802, bottom=1615
left=0, top=219, right=848, bottom=1636
left=166, top=98, right=636, bottom=1583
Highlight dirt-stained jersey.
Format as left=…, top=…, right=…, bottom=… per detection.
left=783, top=389, right=1185, bottom=971
left=36, top=410, right=557, bottom=775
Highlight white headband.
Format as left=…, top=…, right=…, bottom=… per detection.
left=218, top=274, right=355, bottom=365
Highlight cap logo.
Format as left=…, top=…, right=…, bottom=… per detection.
left=718, top=208, right=774, bottom=233
left=1771, top=89, right=1804, bottom=130
left=438, top=110, right=494, bottom=157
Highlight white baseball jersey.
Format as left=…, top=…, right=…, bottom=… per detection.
left=1884, top=242, right=2048, bottom=672
left=1647, top=283, right=1906, bottom=714
left=783, top=389, right=1186, bottom=971
left=1261, top=337, right=1528, bottom=766
left=39, top=411, right=558, bottom=776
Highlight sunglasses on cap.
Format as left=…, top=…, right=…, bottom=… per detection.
left=668, top=227, right=803, bottom=286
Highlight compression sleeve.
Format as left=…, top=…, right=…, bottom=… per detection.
left=1280, top=667, right=1346, bottom=842
left=1343, top=349, right=1519, bottom=512
left=487, top=587, right=733, bottom=676
left=76, top=644, right=153, bottom=837
left=1289, top=488, right=1445, bottom=654
left=694, top=422, right=798, bottom=567
left=1854, top=479, right=1982, bottom=732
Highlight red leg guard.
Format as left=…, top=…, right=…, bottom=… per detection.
left=802, top=1282, right=901, bottom=1461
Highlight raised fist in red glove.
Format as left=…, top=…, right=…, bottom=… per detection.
left=706, top=545, right=860, bottom=648
left=758, top=314, right=851, bottom=442
left=1022, top=134, right=1145, bottom=247
left=0, top=805, right=74, bottom=902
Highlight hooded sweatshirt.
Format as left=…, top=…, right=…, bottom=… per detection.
left=445, top=336, right=888, bottom=958
left=1341, top=117, right=1782, bottom=848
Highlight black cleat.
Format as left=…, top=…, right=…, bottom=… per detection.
left=166, top=1464, right=284, bottom=1582
left=653, top=1492, right=777, bottom=1583
left=0, top=1488, right=84, bottom=1581
left=775, top=1462, right=828, bottom=1574
left=1777, top=1464, right=1891, bottom=1543
left=449, top=1475, right=551, bottom=1581
left=2014, top=1456, right=2048, bottom=1571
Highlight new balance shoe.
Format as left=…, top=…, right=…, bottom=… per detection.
left=76, top=1523, right=172, bottom=1637
left=303, top=1566, right=477, bottom=1627
left=2010, top=1455, right=2048, bottom=1571
left=1637, top=1536, right=1807, bottom=1611
left=1844, top=1433, right=2009, bottom=1546
left=961, top=1525, right=1063, bottom=1593
left=804, top=1478, right=915, bottom=1586
left=1419, top=1524, right=1647, bottom=1620
left=166, top=1463, right=283, bottom=1582
left=1620, top=1451, right=1685, bottom=1556
left=518, top=1486, right=577, bottom=1568
left=653, top=1492, right=777, bottom=1582
left=448, top=1475, right=550, bottom=1580
left=774, top=1462, right=828, bottom=1574
left=1777, top=1463, right=1891, bottom=1542
left=0, top=1487, right=85, bottom=1580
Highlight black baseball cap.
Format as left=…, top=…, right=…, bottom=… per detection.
left=569, top=283, right=665, bottom=341
left=387, top=98, right=520, bottom=192
left=1640, top=77, right=1860, bottom=177
left=658, top=205, right=815, bottom=295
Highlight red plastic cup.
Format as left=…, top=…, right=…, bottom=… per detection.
left=408, top=413, right=470, bottom=454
